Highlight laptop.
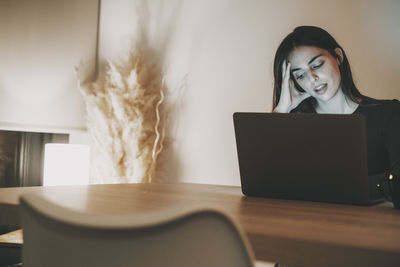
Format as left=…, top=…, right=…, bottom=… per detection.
left=233, top=112, right=384, bottom=205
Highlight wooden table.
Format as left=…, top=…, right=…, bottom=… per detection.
left=0, top=182, right=399, bottom=266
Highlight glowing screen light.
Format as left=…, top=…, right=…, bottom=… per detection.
left=43, top=144, right=90, bottom=186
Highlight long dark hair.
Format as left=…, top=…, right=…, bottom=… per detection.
left=273, top=26, right=366, bottom=112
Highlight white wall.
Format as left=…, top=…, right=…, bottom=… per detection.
left=85, top=0, right=400, bottom=185
left=0, top=0, right=99, bottom=134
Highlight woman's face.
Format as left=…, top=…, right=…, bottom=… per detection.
left=288, top=46, right=342, bottom=102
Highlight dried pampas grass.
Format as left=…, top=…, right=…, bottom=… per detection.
left=79, top=47, right=167, bottom=184
left=77, top=0, right=185, bottom=184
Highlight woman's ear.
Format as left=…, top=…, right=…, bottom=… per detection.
left=335, top=47, right=344, bottom=65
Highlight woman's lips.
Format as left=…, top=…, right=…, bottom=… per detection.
left=314, top=83, right=327, bottom=95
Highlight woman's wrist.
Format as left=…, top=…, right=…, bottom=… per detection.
left=273, top=103, right=290, bottom=113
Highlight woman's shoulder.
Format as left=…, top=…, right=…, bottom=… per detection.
left=356, top=97, right=400, bottom=121
left=359, top=97, right=400, bottom=110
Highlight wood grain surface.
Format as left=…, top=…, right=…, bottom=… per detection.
left=0, top=183, right=399, bottom=266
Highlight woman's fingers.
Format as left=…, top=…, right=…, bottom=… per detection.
left=281, top=61, right=291, bottom=91
left=281, top=60, right=286, bottom=79
left=277, top=60, right=311, bottom=112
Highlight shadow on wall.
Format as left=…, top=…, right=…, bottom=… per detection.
left=154, top=141, right=183, bottom=183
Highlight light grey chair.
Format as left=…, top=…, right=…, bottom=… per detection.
left=20, top=193, right=256, bottom=267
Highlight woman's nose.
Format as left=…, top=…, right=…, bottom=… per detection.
left=310, top=70, right=319, bottom=81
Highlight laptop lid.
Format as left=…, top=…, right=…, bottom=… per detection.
left=233, top=112, right=381, bottom=205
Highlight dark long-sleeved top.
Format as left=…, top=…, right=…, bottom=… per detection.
left=354, top=98, right=400, bottom=176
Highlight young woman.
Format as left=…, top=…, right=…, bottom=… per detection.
left=272, top=26, right=400, bottom=177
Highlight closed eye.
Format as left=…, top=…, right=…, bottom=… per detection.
left=296, top=73, right=306, bottom=80
left=312, top=62, right=324, bottom=69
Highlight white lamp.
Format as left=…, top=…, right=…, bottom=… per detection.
left=43, top=144, right=90, bottom=186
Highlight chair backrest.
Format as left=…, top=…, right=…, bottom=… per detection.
left=20, top=193, right=255, bottom=267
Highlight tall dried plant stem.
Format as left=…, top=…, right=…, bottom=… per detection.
left=146, top=80, right=165, bottom=183
left=78, top=47, right=167, bottom=184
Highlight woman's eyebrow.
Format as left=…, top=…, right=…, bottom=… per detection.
left=291, top=54, right=323, bottom=72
